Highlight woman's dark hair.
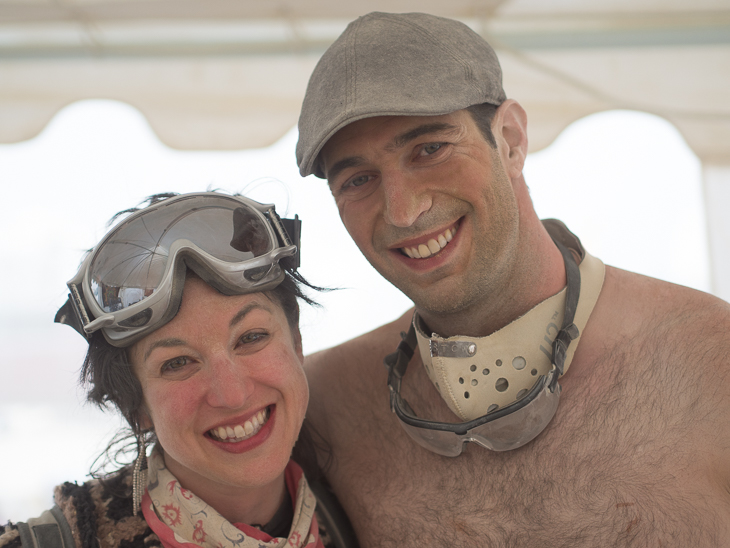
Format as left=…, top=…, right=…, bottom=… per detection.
left=82, top=192, right=325, bottom=476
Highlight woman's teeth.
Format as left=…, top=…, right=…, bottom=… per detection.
left=402, top=224, right=458, bottom=259
left=209, top=408, right=270, bottom=443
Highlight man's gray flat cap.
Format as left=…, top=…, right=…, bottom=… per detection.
left=296, top=11, right=506, bottom=179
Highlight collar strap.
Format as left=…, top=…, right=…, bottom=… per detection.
left=551, top=240, right=581, bottom=380
left=386, top=227, right=605, bottom=421
left=385, top=322, right=418, bottom=407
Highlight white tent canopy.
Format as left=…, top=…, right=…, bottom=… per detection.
left=2, top=0, right=729, bottom=296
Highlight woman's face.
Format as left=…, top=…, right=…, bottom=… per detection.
left=130, top=277, right=307, bottom=496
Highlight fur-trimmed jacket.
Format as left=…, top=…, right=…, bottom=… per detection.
left=0, top=467, right=357, bottom=548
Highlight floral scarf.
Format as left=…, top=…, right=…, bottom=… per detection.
left=141, top=448, right=323, bottom=548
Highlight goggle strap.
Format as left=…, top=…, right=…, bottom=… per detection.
left=54, top=295, right=89, bottom=340
left=70, top=283, right=91, bottom=326
left=275, top=213, right=302, bottom=271
left=267, top=208, right=291, bottom=245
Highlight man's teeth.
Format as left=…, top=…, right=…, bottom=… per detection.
left=402, top=225, right=457, bottom=259
left=209, top=408, right=270, bottom=443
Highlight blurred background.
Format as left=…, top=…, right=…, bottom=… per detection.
left=1, top=0, right=728, bottom=524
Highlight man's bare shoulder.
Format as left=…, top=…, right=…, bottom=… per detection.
left=585, top=267, right=730, bottom=346
left=578, top=265, right=730, bottom=400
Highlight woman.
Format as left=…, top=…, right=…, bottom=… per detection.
left=0, top=192, right=355, bottom=548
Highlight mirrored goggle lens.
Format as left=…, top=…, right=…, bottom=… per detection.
left=396, top=378, right=561, bottom=457
left=89, top=195, right=274, bottom=313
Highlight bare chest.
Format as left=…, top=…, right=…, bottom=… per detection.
left=324, top=344, right=730, bottom=547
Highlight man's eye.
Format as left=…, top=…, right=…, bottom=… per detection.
left=421, top=143, right=443, bottom=155
left=332, top=172, right=379, bottom=201
left=345, top=175, right=371, bottom=188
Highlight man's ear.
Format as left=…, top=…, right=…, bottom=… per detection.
left=492, top=100, right=529, bottom=181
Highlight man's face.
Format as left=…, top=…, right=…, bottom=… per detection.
left=320, top=109, right=521, bottom=316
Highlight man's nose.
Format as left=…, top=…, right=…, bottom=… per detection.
left=382, top=171, right=432, bottom=228
left=205, top=356, right=253, bottom=409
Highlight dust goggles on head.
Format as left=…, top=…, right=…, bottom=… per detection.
left=55, top=192, right=301, bottom=348
left=384, top=240, right=580, bottom=457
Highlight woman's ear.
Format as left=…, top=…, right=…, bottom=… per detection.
left=492, top=99, right=529, bottom=181
left=293, top=326, right=304, bottom=362
left=137, top=407, right=153, bottom=432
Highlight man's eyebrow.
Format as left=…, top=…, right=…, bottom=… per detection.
left=388, top=122, right=461, bottom=151
left=326, top=156, right=367, bottom=185
left=325, top=122, right=459, bottom=184
left=144, top=338, right=186, bottom=361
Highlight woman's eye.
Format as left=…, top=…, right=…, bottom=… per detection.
left=239, top=331, right=268, bottom=345
left=161, top=356, right=189, bottom=373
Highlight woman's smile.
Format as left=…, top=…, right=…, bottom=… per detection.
left=208, top=406, right=271, bottom=443
left=203, top=405, right=279, bottom=455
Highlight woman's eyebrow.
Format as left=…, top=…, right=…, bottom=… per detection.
left=142, top=304, right=271, bottom=360
left=144, top=338, right=186, bottom=361
left=229, top=302, right=270, bottom=328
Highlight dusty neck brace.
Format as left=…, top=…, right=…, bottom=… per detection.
left=414, top=221, right=605, bottom=421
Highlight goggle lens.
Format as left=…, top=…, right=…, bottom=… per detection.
left=395, top=376, right=561, bottom=456
left=89, top=195, right=273, bottom=313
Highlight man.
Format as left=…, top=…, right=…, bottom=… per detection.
left=296, top=12, right=730, bottom=547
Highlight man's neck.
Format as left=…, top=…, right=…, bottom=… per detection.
left=416, top=218, right=567, bottom=338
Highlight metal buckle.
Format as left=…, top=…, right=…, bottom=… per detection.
left=429, top=340, right=477, bottom=358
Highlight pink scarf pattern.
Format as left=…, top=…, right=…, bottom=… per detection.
left=141, top=448, right=322, bottom=548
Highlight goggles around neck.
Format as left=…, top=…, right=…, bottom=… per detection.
left=384, top=240, right=581, bottom=457
left=55, top=192, right=301, bottom=348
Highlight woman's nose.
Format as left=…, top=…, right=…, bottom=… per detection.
left=205, top=356, right=253, bottom=409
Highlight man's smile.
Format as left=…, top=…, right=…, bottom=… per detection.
left=398, top=220, right=461, bottom=259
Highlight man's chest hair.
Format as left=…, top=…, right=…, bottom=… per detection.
left=328, top=318, right=730, bottom=547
